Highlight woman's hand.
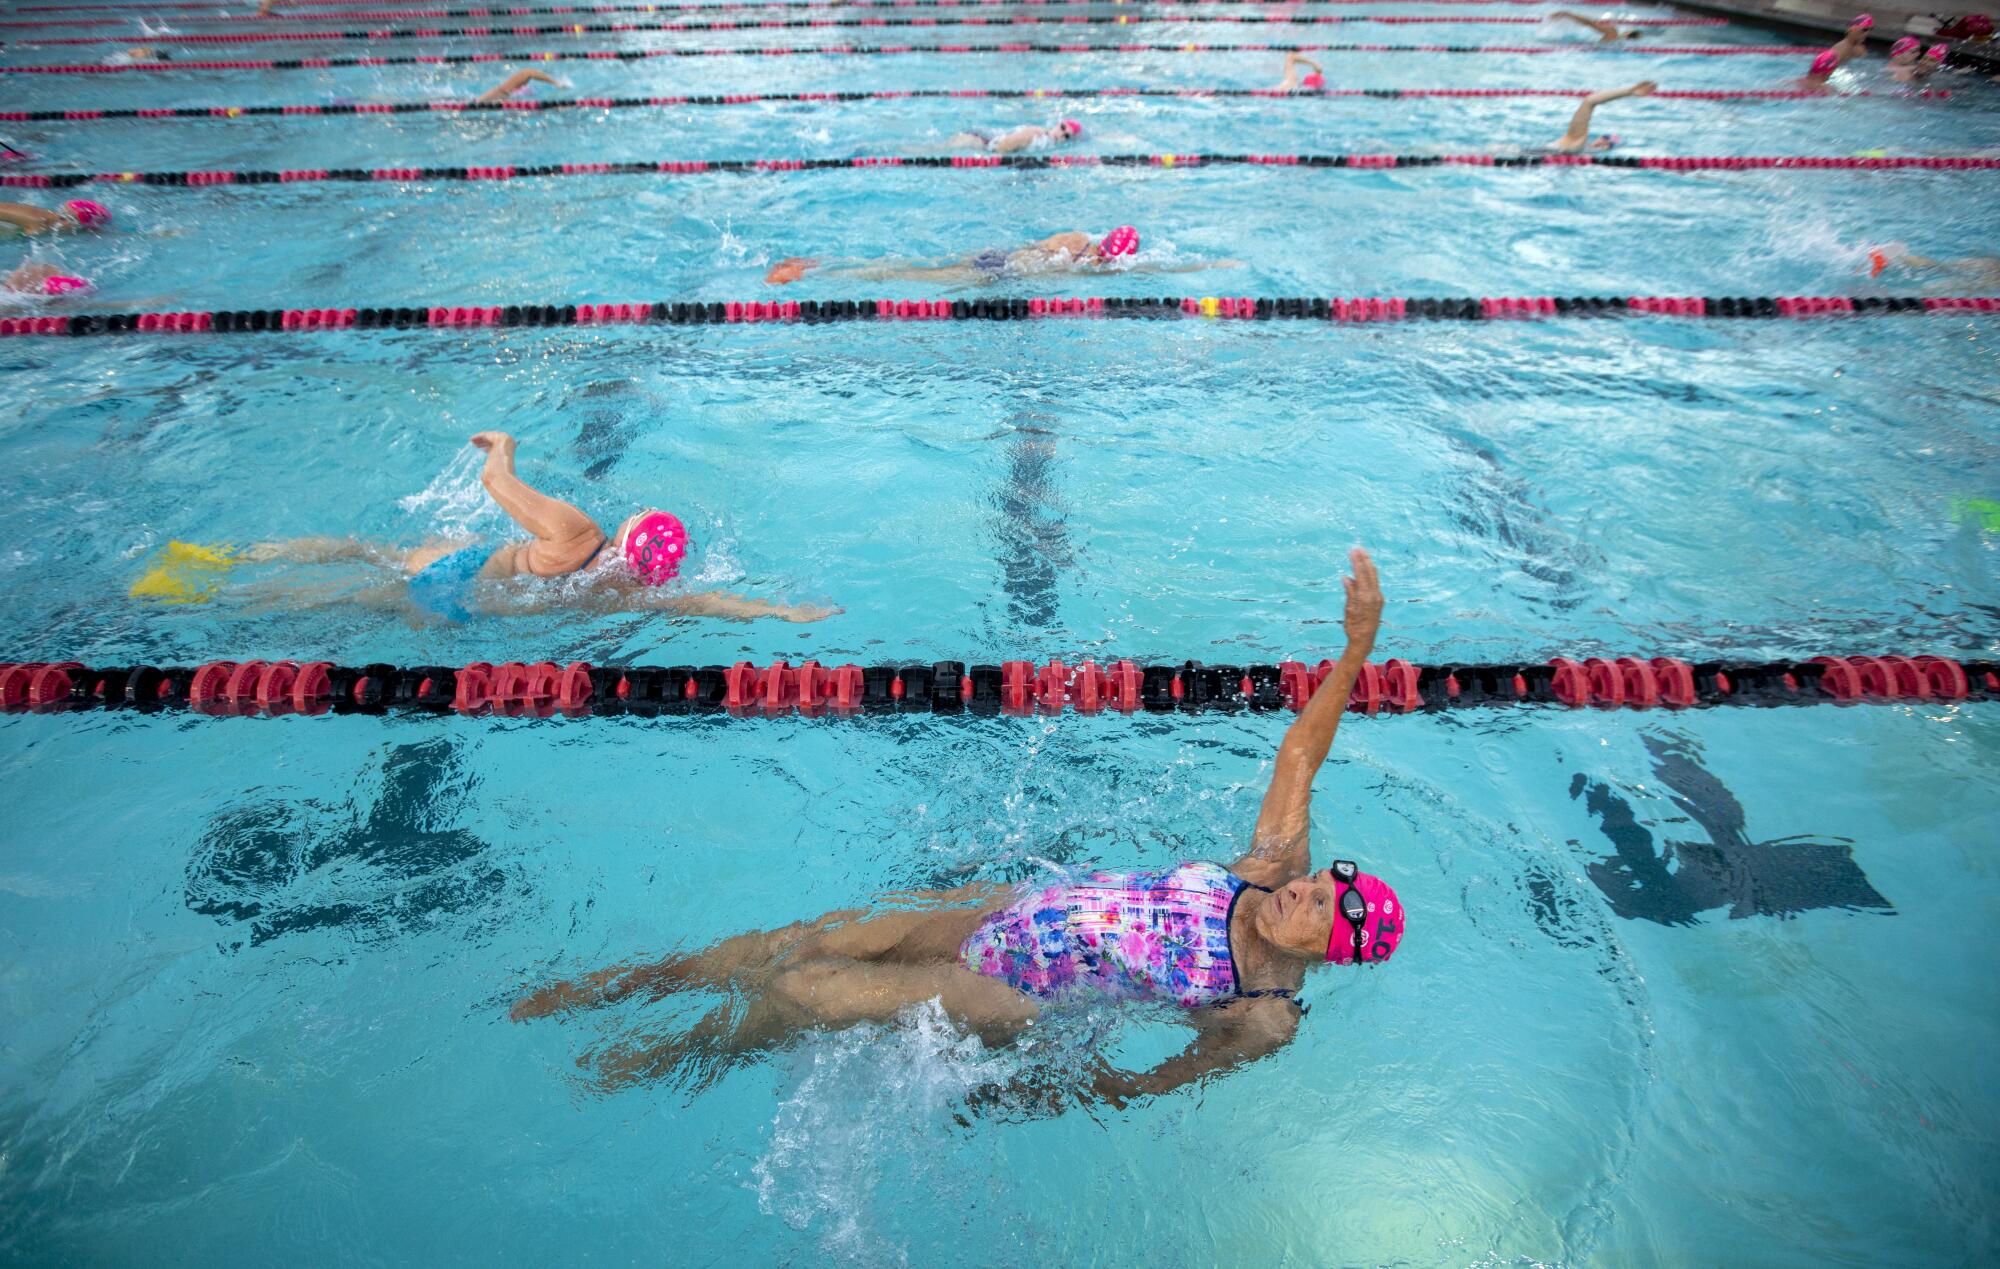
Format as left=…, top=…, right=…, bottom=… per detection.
left=469, top=431, right=518, bottom=480
left=1342, top=546, right=1383, bottom=656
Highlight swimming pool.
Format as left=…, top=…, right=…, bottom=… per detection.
left=2, top=4, right=1997, bottom=1265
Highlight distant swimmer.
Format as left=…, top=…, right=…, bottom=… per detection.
left=512, top=549, right=1405, bottom=1105
left=766, top=226, right=1239, bottom=286
left=476, top=69, right=569, bottom=104
left=1546, top=10, right=1648, bottom=42
left=943, top=119, right=1082, bottom=154
left=105, top=46, right=171, bottom=65
left=1275, top=51, right=1326, bottom=91
left=2, top=261, right=90, bottom=296
left=1886, top=39, right=1948, bottom=83
left=1869, top=250, right=2000, bottom=285
left=0, top=199, right=111, bottom=236
left=1547, top=80, right=1655, bottom=152
left=133, top=433, right=839, bottom=622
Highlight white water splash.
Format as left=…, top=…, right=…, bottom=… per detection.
left=395, top=447, right=496, bottom=533
left=751, top=1000, right=1013, bottom=1266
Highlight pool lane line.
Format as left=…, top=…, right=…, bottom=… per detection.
left=12, top=153, right=1997, bottom=189
left=6, top=295, right=1996, bottom=340
left=5, top=86, right=1944, bottom=122
left=16, top=16, right=1732, bottom=45
left=4, top=655, right=1993, bottom=717
left=5, top=0, right=1711, bottom=15
left=0, top=5, right=1722, bottom=28
left=0, top=42, right=1834, bottom=74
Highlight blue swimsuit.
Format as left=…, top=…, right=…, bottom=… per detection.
left=406, top=544, right=490, bottom=623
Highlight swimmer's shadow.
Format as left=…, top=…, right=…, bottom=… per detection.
left=185, top=738, right=510, bottom=950
left=1568, top=732, right=1892, bottom=926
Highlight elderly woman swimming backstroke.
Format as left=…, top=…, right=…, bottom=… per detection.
left=512, top=547, right=1406, bottom=1106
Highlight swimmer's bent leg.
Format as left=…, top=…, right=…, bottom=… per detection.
left=585, top=962, right=1035, bottom=1091
left=510, top=911, right=863, bottom=1021
left=770, top=960, right=1040, bottom=1046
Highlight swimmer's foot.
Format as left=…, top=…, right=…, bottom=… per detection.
left=765, top=256, right=818, bottom=285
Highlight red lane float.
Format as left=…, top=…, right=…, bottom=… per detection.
left=2, top=654, right=1993, bottom=719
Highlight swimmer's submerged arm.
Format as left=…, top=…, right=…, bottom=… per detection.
left=963, top=997, right=1298, bottom=1117
left=646, top=589, right=841, bottom=623
left=1087, top=997, right=1300, bottom=1107
left=1232, top=547, right=1382, bottom=890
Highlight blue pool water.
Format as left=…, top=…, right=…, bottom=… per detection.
left=2, top=4, right=1998, bottom=1266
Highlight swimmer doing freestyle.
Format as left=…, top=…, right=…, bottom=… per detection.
left=942, top=118, right=1082, bottom=154
left=1546, top=10, right=1647, bottom=42
left=513, top=549, right=1405, bottom=1106
left=135, top=433, right=838, bottom=622
left=1547, top=80, right=1655, bottom=152
left=766, top=226, right=1238, bottom=287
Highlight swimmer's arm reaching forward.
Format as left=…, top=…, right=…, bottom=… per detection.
left=1549, top=10, right=1631, bottom=42
left=642, top=589, right=840, bottom=623
left=1230, top=547, right=1382, bottom=891
left=476, top=69, right=563, bottom=104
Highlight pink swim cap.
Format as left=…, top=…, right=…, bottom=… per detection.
left=1302, top=71, right=1325, bottom=89
left=1849, top=13, right=1873, bottom=28
left=622, top=510, right=687, bottom=585
left=1325, top=864, right=1405, bottom=966
left=1059, top=118, right=1082, bottom=138
left=41, top=275, right=90, bottom=295
left=1890, top=36, right=1920, bottom=56
left=1926, top=42, right=1947, bottom=59
left=62, top=199, right=110, bottom=228
left=1097, top=225, right=1138, bottom=258
left=1810, top=49, right=1840, bottom=75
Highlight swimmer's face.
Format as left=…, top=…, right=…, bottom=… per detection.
left=1254, top=868, right=1350, bottom=959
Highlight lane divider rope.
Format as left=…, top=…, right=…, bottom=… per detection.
left=10, top=153, right=1995, bottom=189
left=8, top=86, right=1926, bottom=123
left=0, top=42, right=1832, bottom=74
left=9, top=0, right=1703, bottom=14
left=3, top=654, right=1992, bottom=717
left=17, top=16, right=1731, bottom=45
left=0, top=5, right=1712, bottom=27
left=4, top=295, right=1996, bottom=339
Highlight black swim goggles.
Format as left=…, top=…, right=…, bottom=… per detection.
left=1327, top=859, right=1370, bottom=965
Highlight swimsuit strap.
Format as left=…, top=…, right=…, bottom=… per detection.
left=1239, top=987, right=1307, bottom=1017
left=578, top=533, right=610, bottom=571
left=1229, top=878, right=1305, bottom=1014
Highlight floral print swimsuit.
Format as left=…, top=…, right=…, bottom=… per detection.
left=959, top=861, right=1287, bottom=1009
